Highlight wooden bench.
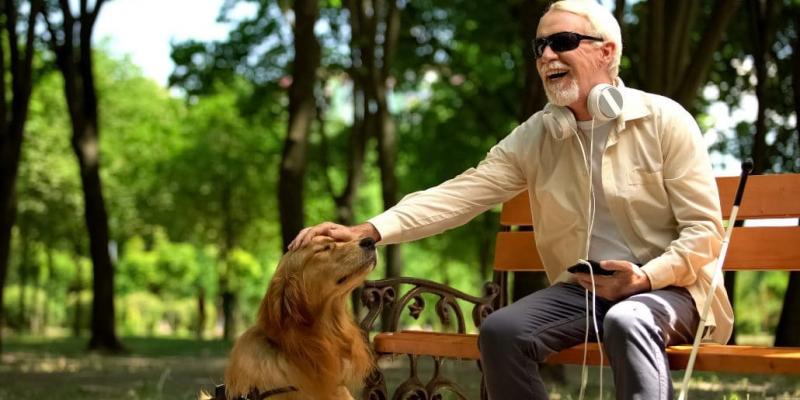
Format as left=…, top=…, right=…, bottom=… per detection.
left=359, top=173, right=800, bottom=399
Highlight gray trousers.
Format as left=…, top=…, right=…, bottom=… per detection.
left=478, top=282, right=699, bottom=400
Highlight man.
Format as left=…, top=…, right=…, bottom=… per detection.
left=289, top=0, right=733, bottom=398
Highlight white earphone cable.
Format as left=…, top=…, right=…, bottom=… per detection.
left=588, top=119, right=604, bottom=400
left=576, top=117, right=604, bottom=400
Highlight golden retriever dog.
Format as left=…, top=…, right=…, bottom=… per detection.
left=206, top=236, right=376, bottom=400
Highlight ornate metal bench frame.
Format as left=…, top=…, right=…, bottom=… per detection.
left=358, top=276, right=503, bottom=400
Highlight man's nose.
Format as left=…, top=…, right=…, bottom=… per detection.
left=539, top=45, right=558, bottom=62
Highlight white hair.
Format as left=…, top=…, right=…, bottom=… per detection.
left=546, top=0, right=623, bottom=78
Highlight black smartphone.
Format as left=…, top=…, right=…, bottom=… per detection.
left=567, top=259, right=615, bottom=276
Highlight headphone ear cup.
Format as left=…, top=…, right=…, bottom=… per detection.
left=543, top=103, right=578, bottom=140
left=588, top=83, right=623, bottom=121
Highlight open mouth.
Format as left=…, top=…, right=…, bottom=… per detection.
left=547, top=70, right=568, bottom=81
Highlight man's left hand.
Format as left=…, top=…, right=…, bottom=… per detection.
left=573, top=260, right=651, bottom=301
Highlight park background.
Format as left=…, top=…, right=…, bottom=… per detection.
left=0, top=0, right=798, bottom=398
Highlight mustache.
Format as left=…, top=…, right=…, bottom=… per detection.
left=539, top=61, right=570, bottom=74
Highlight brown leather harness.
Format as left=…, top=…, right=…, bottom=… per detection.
left=213, top=384, right=298, bottom=399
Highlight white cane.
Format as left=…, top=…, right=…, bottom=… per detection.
left=678, top=160, right=753, bottom=400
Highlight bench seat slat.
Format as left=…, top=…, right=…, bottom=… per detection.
left=494, top=227, right=800, bottom=272
left=374, top=331, right=800, bottom=375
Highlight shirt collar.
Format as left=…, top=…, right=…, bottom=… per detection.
left=613, top=78, right=650, bottom=132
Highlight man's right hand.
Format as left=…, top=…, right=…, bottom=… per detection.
left=287, top=222, right=381, bottom=251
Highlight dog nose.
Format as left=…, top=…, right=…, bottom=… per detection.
left=359, top=237, right=376, bottom=250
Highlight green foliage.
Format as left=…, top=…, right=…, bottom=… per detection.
left=117, top=230, right=204, bottom=298
left=734, top=271, right=789, bottom=336
left=8, top=0, right=799, bottom=342
left=116, top=292, right=202, bottom=337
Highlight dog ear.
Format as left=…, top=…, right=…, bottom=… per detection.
left=261, top=268, right=313, bottom=339
left=280, top=274, right=313, bottom=326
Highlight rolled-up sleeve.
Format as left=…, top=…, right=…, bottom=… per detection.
left=370, top=128, right=529, bottom=245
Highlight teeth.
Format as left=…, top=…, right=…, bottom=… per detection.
left=546, top=71, right=568, bottom=79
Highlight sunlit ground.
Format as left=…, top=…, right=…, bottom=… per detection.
left=0, top=336, right=798, bottom=400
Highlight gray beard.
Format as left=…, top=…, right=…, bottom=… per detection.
left=545, top=78, right=580, bottom=106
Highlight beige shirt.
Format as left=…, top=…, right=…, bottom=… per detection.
left=369, top=85, right=733, bottom=344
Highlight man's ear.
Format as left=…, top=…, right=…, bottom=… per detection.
left=601, top=41, right=616, bottom=65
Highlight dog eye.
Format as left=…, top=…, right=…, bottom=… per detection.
left=317, top=243, right=334, bottom=253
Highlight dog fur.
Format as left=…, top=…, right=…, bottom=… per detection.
left=210, top=236, right=376, bottom=400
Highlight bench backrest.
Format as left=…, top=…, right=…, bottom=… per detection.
left=493, top=174, right=800, bottom=272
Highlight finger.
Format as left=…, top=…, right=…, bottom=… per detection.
left=601, top=260, right=632, bottom=271
left=301, top=223, right=337, bottom=247
left=288, top=227, right=311, bottom=250
left=579, top=275, right=610, bottom=289
left=575, top=276, right=593, bottom=288
left=328, top=227, right=356, bottom=242
left=299, top=227, right=319, bottom=248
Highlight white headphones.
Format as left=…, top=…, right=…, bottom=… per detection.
left=542, top=83, right=623, bottom=140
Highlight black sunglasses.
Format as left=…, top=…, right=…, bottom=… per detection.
left=532, top=32, right=604, bottom=59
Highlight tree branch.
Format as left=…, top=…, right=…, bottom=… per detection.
left=88, top=0, right=105, bottom=27
left=380, top=0, right=400, bottom=81
left=0, top=2, right=7, bottom=128
left=665, top=2, right=697, bottom=95
left=19, top=0, right=43, bottom=113
left=794, top=10, right=800, bottom=173
left=6, top=0, right=19, bottom=92
left=674, top=0, right=742, bottom=108
left=645, top=0, right=665, bottom=94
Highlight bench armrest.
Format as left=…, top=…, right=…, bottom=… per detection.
left=359, top=277, right=500, bottom=333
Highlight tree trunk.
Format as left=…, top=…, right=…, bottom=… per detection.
left=774, top=8, right=800, bottom=347
left=74, top=118, right=121, bottom=352
left=775, top=272, right=800, bottom=346
left=220, top=183, right=237, bottom=340
left=376, top=0, right=403, bottom=287
left=517, top=0, right=548, bottom=121
left=72, top=251, right=84, bottom=337
left=746, top=0, right=777, bottom=174
left=221, top=291, right=235, bottom=341
left=45, top=0, right=122, bottom=352
left=0, top=0, right=41, bottom=354
left=17, top=228, right=29, bottom=332
left=512, top=0, right=550, bottom=302
left=42, top=247, right=54, bottom=335
left=196, top=287, right=206, bottom=339
left=31, top=247, right=42, bottom=334
left=343, top=0, right=404, bottom=328
left=672, top=0, right=740, bottom=109
left=635, top=0, right=740, bottom=110
left=278, top=0, right=320, bottom=250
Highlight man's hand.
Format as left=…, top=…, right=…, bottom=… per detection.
left=573, top=260, right=651, bottom=301
left=288, top=222, right=381, bottom=251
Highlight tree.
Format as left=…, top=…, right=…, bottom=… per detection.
left=15, top=67, right=84, bottom=334
left=164, top=88, right=278, bottom=339
left=623, top=0, right=742, bottom=110
left=774, top=1, right=800, bottom=347
left=41, top=0, right=123, bottom=352
left=340, top=0, right=405, bottom=304
left=278, top=0, right=321, bottom=250
left=0, top=0, right=42, bottom=353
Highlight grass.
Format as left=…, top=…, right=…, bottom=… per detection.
left=0, top=336, right=798, bottom=399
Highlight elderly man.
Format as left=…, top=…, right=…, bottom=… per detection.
left=290, top=0, right=732, bottom=398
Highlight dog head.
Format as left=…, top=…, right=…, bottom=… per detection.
left=260, top=235, right=377, bottom=334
